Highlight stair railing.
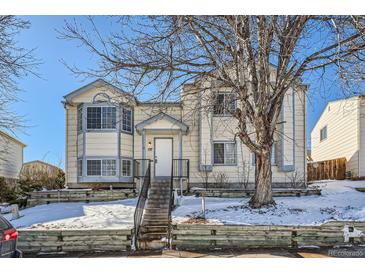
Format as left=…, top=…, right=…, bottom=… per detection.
left=133, top=160, right=151, bottom=250
left=167, top=159, right=190, bottom=248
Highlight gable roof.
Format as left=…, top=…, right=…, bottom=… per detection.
left=135, top=112, right=189, bottom=134
left=0, top=130, right=26, bottom=147
left=23, top=160, right=62, bottom=170
left=63, top=79, right=134, bottom=102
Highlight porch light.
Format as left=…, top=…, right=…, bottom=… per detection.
left=148, top=141, right=152, bottom=150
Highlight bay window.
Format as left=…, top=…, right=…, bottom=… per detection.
left=87, top=159, right=116, bottom=176
left=87, top=106, right=116, bottom=129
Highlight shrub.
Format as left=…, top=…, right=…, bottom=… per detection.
left=0, top=177, right=18, bottom=203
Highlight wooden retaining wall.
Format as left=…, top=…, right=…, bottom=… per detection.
left=192, top=188, right=321, bottom=198
left=27, top=189, right=136, bottom=207
left=308, top=157, right=347, bottom=181
left=171, top=221, right=365, bottom=250
left=18, top=229, right=133, bottom=254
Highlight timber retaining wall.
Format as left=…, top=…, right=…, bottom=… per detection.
left=171, top=221, right=365, bottom=250
left=18, top=229, right=133, bottom=254
left=27, top=189, right=137, bottom=207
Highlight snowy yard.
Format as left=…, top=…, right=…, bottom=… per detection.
left=3, top=180, right=365, bottom=230
left=172, top=180, right=365, bottom=226
left=3, top=198, right=137, bottom=230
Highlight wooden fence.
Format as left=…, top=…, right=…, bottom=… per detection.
left=307, top=157, right=346, bottom=182
left=171, top=221, right=365, bottom=250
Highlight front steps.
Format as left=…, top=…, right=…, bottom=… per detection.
left=138, top=180, right=171, bottom=250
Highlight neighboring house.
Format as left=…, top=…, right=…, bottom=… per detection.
left=0, top=131, right=26, bottom=182
left=63, top=79, right=307, bottom=189
left=311, top=96, right=365, bottom=178
left=20, top=160, right=63, bottom=181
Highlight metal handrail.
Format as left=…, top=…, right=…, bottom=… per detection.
left=133, top=161, right=151, bottom=249
left=167, top=159, right=190, bottom=247
left=172, top=159, right=190, bottom=179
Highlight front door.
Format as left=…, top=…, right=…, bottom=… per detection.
left=154, top=138, right=173, bottom=179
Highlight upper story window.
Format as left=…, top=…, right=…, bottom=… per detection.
left=122, top=108, right=132, bottom=133
left=213, top=93, right=236, bottom=115
left=320, top=125, right=327, bottom=141
left=87, top=106, right=116, bottom=130
left=213, top=142, right=236, bottom=165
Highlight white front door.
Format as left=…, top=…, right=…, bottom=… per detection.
left=154, top=138, right=173, bottom=178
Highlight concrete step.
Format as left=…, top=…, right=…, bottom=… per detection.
left=138, top=239, right=167, bottom=250
left=140, top=226, right=168, bottom=233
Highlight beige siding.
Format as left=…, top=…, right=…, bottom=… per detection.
left=0, top=134, right=24, bottom=179
left=311, top=97, right=359, bottom=176
left=121, top=133, right=133, bottom=158
left=65, top=106, right=78, bottom=184
left=358, top=98, right=365, bottom=176
left=85, top=132, right=118, bottom=156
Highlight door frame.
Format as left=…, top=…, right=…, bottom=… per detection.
left=153, top=137, right=174, bottom=180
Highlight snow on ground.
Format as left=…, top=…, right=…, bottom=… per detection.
left=3, top=198, right=137, bottom=230
left=173, top=180, right=365, bottom=226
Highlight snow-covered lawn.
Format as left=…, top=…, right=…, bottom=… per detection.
left=173, top=180, right=365, bottom=226
left=3, top=180, right=365, bottom=230
left=3, top=198, right=137, bottom=230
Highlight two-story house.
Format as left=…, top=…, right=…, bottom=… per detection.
left=63, top=79, right=307, bottom=190
left=311, top=96, right=365, bottom=178
left=0, top=130, right=26, bottom=184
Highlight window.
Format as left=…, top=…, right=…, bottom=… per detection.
left=77, top=159, right=83, bottom=176
left=86, top=159, right=117, bottom=176
left=320, top=126, right=327, bottom=141
left=122, top=108, right=132, bottom=132
left=213, top=93, right=236, bottom=115
left=213, top=142, right=236, bottom=165
left=102, top=159, right=117, bottom=176
left=122, top=159, right=132, bottom=177
left=87, top=160, right=101, bottom=176
left=87, top=106, right=116, bottom=129
left=77, top=105, right=83, bottom=131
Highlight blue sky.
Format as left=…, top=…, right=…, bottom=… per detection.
left=10, top=16, right=348, bottom=168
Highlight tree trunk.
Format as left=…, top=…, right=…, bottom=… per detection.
left=249, top=147, right=275, bottom=208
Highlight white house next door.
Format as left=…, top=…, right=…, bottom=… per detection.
left=154, top=138, right=173, bottom=178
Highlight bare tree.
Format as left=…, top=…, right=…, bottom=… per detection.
left=60, top=16, right=365, bottom=207
left=0, top=16, right=38, bottom=134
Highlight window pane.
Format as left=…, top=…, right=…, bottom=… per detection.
left=102, top=107, right=116, bottom=129
left=87, top=160, right=101, bottom=176
left=225, top=143, right=236, bottom=164
left=122, top=160, right=131, bottom=177
left=102, top=160, right=116, bottom=176
left=87, top=107, right=101, bottom=129
left=77, top=106, right=83, bottom=131
left=122, top=108, right=132, bottom=132
left=226, top=94, right=236, bottom=113
left=213, top=94, right=225, bottom=114
left=77, top=159, right=83, bottom=176
left=214, top=143, right=225, bottom=164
